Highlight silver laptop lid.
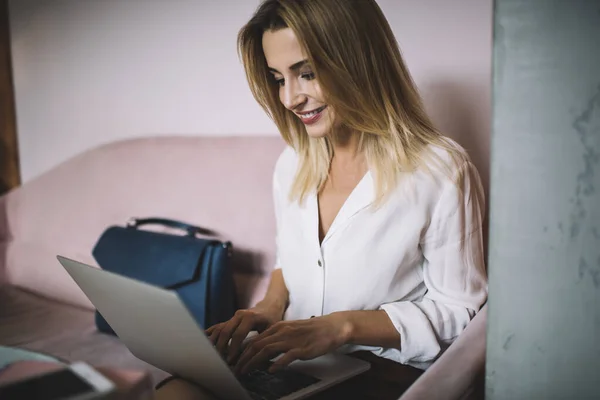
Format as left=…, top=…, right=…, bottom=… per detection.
left=57, top=255, right=251, bottom=400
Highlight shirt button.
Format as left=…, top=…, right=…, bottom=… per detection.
left=317, top=260, right=322, bottom=267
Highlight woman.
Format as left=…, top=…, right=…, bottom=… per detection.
left=158, top=0, right=487, bottom=396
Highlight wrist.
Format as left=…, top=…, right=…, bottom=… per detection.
left=255, top=298, right=286, bottom=320
left=331, top=311, right=355, bottom=346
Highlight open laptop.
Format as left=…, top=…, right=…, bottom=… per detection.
left=57, top=255, right=370, bottom=400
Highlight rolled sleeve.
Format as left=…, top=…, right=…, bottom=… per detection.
left=376, top=160, right=488, bottom=367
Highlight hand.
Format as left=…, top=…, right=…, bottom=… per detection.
left=206, top=301, right=285, bottom=364
left=234, top=313, right=352, bottom=375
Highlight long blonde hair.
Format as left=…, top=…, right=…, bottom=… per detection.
left=238, top=0, right=468, bottom=205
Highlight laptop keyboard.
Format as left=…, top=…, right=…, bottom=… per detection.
left=238, top=365, right=321, bottom=400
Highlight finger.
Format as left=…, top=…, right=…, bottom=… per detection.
left=205, top=324, right=218, bottom=336
left=235, top=331, right=290, bottom=374
left=227, top=319, right=256, bottom=364
left=207, top=326, right=221, bottom=344
left=269, top=349, right=303, bottom=373
left=216, top=317, right=243, bottom=356
left=235, top=334, right=277, bottom=373
left=205, top=322, right=223, bottom=339
left=237, top=342, right=288, bottom=375
left=234, top=322, right=287, bottom=370
left=235, top=328, right=280, bottom=365
left=241, top=322, right=278, bottom=348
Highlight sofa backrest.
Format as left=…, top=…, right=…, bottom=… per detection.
left=0, top=136, right=286, bottom=309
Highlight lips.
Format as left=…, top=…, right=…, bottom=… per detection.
left=297, top=106, right=327, bottom=125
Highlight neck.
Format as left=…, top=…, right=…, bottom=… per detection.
left=329, top=128, right=366, bottom=171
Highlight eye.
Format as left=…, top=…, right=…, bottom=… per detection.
left=301, top=72, right=315, bottom=80
left=271, top=75, right=285, bottom=87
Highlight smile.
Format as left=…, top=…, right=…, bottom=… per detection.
left=297, top=106, right=327, bottom=125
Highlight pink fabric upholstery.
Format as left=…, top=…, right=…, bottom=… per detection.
left=398, top=305, right=487, bottom=400
left=0, top=136, right=286, bottom=310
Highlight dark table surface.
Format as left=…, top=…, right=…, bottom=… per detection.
left=309, top=351, right=424, bottom=400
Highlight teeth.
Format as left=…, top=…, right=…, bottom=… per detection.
left=301, top=107, right=323, bottom=118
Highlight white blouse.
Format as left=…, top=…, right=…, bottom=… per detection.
left=272, top=142, right=488, bottom=370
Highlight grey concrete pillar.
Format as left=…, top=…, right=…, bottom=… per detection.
left=486, top=1, right=600, bottom=399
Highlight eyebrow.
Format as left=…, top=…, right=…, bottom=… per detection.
left=268, top=59, right=309, bottom=74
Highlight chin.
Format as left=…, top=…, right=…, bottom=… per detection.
left=305, top=125, right=331, bottom=138
left=303, top=110, right=335, bottom=139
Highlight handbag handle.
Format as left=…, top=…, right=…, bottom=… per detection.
left=126, top=217, right=217, bottom=237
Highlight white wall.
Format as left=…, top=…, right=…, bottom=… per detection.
left=9, top=0, right=492, bottom=184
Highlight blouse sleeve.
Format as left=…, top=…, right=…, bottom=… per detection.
left=377, top=160, right=489, bottom=365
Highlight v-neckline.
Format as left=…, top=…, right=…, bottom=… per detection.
left=313, top=170, right=374, bottom=247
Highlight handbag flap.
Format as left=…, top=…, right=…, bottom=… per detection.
left=92, top=226, right=213, bottom=288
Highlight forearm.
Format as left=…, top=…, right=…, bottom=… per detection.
left=255, top=269, right=289, bottom=317
left=334, top=310, right=401, bottom=350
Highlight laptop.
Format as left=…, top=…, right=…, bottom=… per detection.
left=57, top=255, right=370, bottom=400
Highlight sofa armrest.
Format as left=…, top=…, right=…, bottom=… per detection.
left=0, top=195, right=10, bottom=285
left=398, top=305, right=487, bottom=400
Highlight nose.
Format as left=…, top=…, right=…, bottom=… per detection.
left=281, top=80, right=306, bottom=111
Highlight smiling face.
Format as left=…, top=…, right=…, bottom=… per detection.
left=262, top=28, right=335, bottom=138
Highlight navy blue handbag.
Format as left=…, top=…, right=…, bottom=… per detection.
left=91, top=217, right=238, bottom=335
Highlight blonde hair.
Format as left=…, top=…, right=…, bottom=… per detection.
left=238, top=0, right=468, bottom=205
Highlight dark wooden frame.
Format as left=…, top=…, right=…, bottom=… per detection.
left=0, top=0, right=20, bottom=196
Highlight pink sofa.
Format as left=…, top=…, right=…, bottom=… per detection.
left=0, top=136, right=486, bottom=398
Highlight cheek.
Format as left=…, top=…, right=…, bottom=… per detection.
left=310, top=81, right=325, bottom=103
left=297, top=79, right=324, bottom=104
left=326, top=108, right=338, bottom=127
left=327, top=107, right=336, bottom=121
